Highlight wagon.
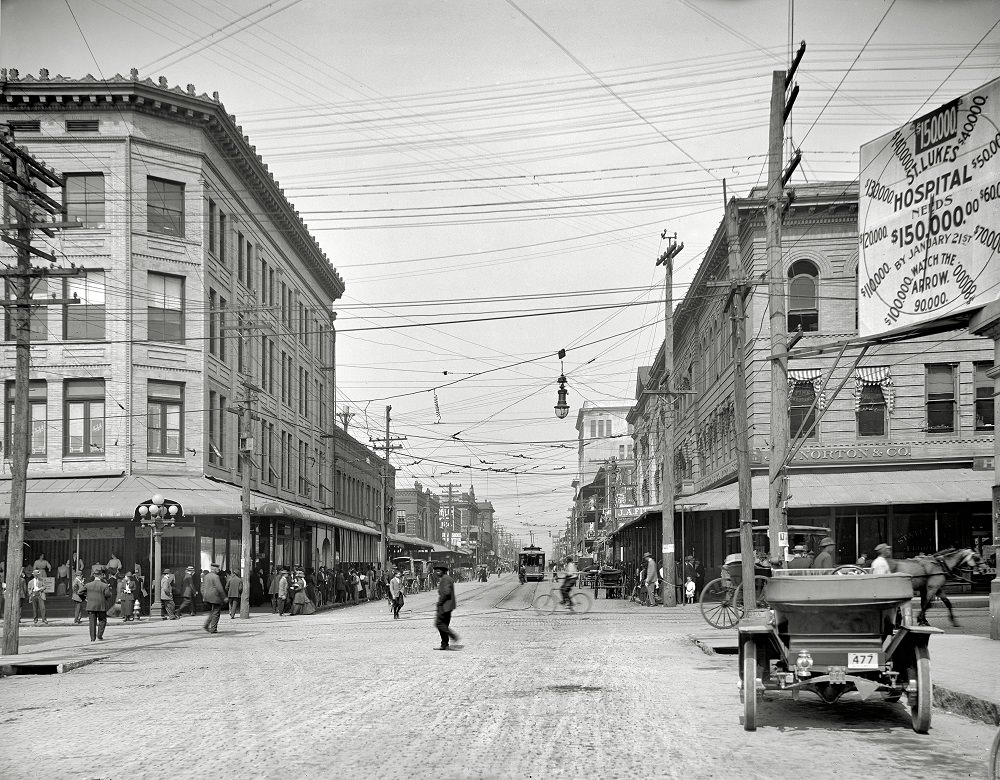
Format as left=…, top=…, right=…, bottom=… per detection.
left=700, top=525, right=830, bottom=629
left=737, top=568, right=941, bottom=733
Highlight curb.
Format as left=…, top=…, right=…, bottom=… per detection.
left=933, top=685, right=1000, bottom=727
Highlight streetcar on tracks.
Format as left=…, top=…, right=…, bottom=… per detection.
left=518, top=545, right=546, bottom=582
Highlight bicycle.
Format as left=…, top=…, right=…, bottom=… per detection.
left=533, top=584, right=592, bottom=615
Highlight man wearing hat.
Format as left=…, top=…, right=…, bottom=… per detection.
left=812, top=537, right=836, bottom=570
left=642, top=552, right=658, bottom=607
left=80, top=566, right=113, bottom=642
left=871, top=543, right=893, bottom=575
left=201, top=563, right=226, bottom=633
left=788, top=545, right=811, bottom=569
left=432, top=564, right=461, bottom=650
left=160, top=568, right=178, bottom=620
left=276, top=567, right=290, bottom=616
left=177, top=566, right=199, bottom=617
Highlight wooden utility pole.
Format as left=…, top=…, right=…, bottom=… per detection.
left=0, top=132, right=80, bottom=655
left=724, top=190, right=757, bottom=613
left=371, top=406, right=405, bottom=570
left=656, top=236, right=683, bottom=608
left=766, top=43, right=805, bottom=567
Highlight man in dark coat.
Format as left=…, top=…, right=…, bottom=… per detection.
left=226, top=569, right=244, bottom=619
left=177, top=566, right=199, bottom=616
left=201, top=563, right=226, bottom=634
left=433, top=564, right=461, bottom=651
left=80, top=566, right=114, bottom=642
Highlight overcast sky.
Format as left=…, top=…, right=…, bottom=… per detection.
left=3, top=0, right=999, bottom=550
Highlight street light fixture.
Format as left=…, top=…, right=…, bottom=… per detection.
left=554, top=374, right=570, bottom=419
left=134, top=494, right=184, bottom=610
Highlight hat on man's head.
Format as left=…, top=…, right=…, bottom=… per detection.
left=642, top=552, right=651, bottom=558
left=210, top=562, right=220, bottom=570
left=819, top=537, right=835, bottom=547
left=432, top=563, right=449, bottom=572
left=875, top=543, right=892, bottom=553
left=793, top=545, right=807, bottom=553
left=186, top=566, right=195, bottom=572
left=685, top=555, right=695, bottom=562
left=163, top=568, right=171, bottom=574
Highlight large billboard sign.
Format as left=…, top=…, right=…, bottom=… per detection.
left=859, top=76, right=1000, bottom=339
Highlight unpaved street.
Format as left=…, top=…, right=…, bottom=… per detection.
left=0, top=575, right=994, bottom=779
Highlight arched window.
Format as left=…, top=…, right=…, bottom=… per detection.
left=788, top=260, right=819, bottom=333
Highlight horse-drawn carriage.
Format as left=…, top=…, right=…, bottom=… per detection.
left=738, top=567, right=939, bottom=733
left=700, top=525, right=830, bottom=629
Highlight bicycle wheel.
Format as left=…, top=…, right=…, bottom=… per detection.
left=699, top=578, right=741, bottom=629
left=570, top=591, right=592, bottom=614
left=532, top=593, right=555, bottom=615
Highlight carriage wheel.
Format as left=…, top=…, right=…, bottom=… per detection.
left=733, top=576, right=769, bottom=612
left=700, top=578, right=741, bottom=629
left=741, top=638, right=758, bottom=731
left=909, top=645, right=932, bottom=734
left=989, top=724, right=1000, bottom=780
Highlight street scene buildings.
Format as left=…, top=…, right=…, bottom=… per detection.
left=2, top=4, right=1000, bottom=777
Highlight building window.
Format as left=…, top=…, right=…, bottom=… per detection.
left=857, top=384, right=886, bottom=437
left=789, top=382, right=817, bottom=439
left=4, top=380, right=46, bottom=456
left=975, top=362, right=994, bottom=432
left=397, top=510, right=407, bottom=534
left=64, top=174, right=105, bottom=228
left=298, top=440, right=309, bottom=495
left=147, top=177, right=185, bottom=237
left=64, top=379, right=105, bottom=456
left=237, top=232, right=245, bottom=284
left=219, top=211, right=227, bottom=264
left=64, top=271, right=105, bottom=341
left=208, top=199, right=216, bottom=253
left=4, top=278, right=47, bottom=341
left=208, top=391, right=227, bottom=467
left=787, top=260, right=819, bottom=333
left=148, top=273, right=184, bottom=343
left=925, top=364, right=955, bottom=433
left=147, top=381, right=183, bottom=456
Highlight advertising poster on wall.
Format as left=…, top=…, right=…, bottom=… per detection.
left=858, top=75, right=1000, bottom=339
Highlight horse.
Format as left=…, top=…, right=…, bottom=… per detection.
left=891, top=548, right=981, bottom=627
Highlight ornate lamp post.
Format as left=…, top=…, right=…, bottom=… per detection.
left=134, top=494, right=183, bottom=606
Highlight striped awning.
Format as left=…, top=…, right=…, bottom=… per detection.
left=854, top=366, right=894, bottom=413
left=788, top=368, right=827, bottom=409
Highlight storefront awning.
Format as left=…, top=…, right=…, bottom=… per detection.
left=681, top=468, right=992, bottom=512
left=0, top=474, right=379, bottom=535
left=388, top=532, right=435, bottom=551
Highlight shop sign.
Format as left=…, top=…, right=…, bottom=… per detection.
left=859, top=75, right=1000, bottom=338
left=974, top=456, right=995, bottom=471
left=24, top=528, right=71, bottom=541
left=753, top=446, right=913, bottom=463
left=617, top=504, right=655, bottom=519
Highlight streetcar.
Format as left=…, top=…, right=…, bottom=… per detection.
left=518, top=545, right=546, bottom=582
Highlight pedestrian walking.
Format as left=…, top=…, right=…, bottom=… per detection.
left=119, top=572, right=138, bottom=622
left=28, top=569, right=48, bottom=624
left=276, top=567, right=290, bottom=616
left=201, top=563, right=226, bottom=634
left=81, top=566, right=113, bottom=642
left=335, top=568, right=347, bottom=604
left=72, top=568, right=87, bottom=624
left=267, top=566, right=280, bottom=613
left=871, top=543, right=893, bottom=575
left=227, top=569, right=244, bottom=618
left=389, top=570, right=404, bottom=619
left=177, top=566, right=199, bottom=616
left=350, top=569, right=361, bottom=604
left=642, top=552, right=658, bottom=607
left=160, top=569, right=178, bottom=620
left=432, top=563, right=461, bottom=650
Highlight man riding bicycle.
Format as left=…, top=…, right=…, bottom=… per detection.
left=560, top=555, right=578, bottom=607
